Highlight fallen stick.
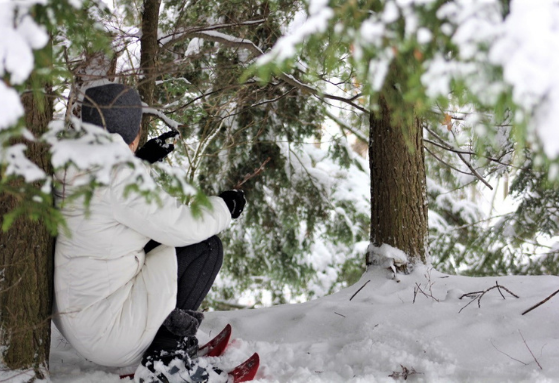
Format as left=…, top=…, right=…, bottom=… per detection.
left=459, top=281, right=519, bottom=313
left=490, top=339, right=527, bottom=366
left=522, top=288, right=559, bottom=316
left=350, top=280, right=371, bottom=301
left=519, top=330, right=543, bottom=370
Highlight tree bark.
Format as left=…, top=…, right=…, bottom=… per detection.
left=368, top=91, right=428, bottom=266
left=0, top=80, right=54, bottom=378
left=138, top=0, right=162, bottom=146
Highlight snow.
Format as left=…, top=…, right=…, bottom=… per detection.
left=381, top=2, right=399, bottom=24
left=5, top=144, right=47, bottom=183
left=257, top=0, right=333, bottom=65
left=489, top=0, right=559, bottom=158
left=47, top=265, right=559, bottom=382
left=367, top=243, right=409, bottom=269
left=0, top=2, right=48, bottom=85
left=0, top=1, right=49, bottom=129
left=0, top=81, right=25, bottom=130
left=185, top=38, right=203, bottom=57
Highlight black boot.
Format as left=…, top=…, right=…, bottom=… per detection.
left=136, top=327, right=209, bottom=383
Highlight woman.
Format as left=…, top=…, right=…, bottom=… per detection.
left=53, top=83, right=245, bottom=382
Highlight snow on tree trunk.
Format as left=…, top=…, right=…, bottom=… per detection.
left=368, top=90, right=428, bottom=268
left=138, top=0, right=162, bottom=146
left=0, top=76, right=54, bottom=378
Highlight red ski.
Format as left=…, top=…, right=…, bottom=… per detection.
left=228, top=353, right=260, bottom=383
left=199, top=323, right=232, bottom=357
left=120, top=324, right=232, bottom=380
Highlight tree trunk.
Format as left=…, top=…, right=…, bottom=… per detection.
left=368, top=91, right=428, bottom=267
left=138, top=0, right=162, bottom=146
left=0, top=79, right=54, bottom=378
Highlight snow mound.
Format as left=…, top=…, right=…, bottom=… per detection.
left=49, top=266, right=559, bottom=382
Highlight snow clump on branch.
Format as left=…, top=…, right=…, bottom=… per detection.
left=0, top=1, right=49, bottom=129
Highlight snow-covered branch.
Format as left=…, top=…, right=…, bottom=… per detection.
left=159, top=19, right=267, bottom=49
left=161, top=22, right=370, bottom=114
left=142, top=106, right=183, bottom=131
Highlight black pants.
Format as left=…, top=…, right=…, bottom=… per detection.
left=144, top=236, right=223, bottom=311
left=143, top=236, right=223, bottom=357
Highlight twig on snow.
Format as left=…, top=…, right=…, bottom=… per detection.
left=413, top=283, right=440, bottom=303
left=350, top=280, right=371, bottom=301
left=519, top=330, right=543, bottom=370
left=389, top=365, right=422, bottom=380
left=413, top=268, right=440, bottom=303
left=490, top=339, right=528, bottom=366
left=459, top=281, right=519, bottom=313
left=334, top=312, right=346, bottom=318
left=522, top=288, right=559, bottom=316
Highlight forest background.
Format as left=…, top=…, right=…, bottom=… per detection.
left=1, top=0, right=559, bottom=380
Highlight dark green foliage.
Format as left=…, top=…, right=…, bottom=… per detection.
left=148, top=0, right=369, bottom=301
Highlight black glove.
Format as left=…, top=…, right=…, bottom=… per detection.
left=163, top=308, right=204, bottom=337
left=135, top=130, right=180, bottom=164
left=219, top=189, right=246, bottom=219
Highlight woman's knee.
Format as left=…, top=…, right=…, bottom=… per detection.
left=205, top=236, right=223, bottom=266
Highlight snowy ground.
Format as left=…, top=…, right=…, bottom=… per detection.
left=47, top=265, right=559, bottom=382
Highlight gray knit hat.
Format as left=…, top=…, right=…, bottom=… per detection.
left=81, top=84, right=142, bottom=144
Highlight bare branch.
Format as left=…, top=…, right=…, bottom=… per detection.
left=142, top=106, right=183, bottom=131
left=251, top=88, right=296, bottom=107
left=324, top=110, right=368, bottom=144
left=350, top=280, right=371, bottom=301
left=234, top=157, right=271, bottom=189
left=522, top=288, right=559, bottom=315
left=425, top=126, right=493, bottom=190
left=389, top=365, right=422, bottom=380
left=490, top=339, right=528, bottom=366
left=425, top=146, right=474, bottom=176
left=519, top=330, right=543, bottom=370
left=413, top=269, right=440, bottom=303
left=159, top=19, right=267, bottom=49
left=459, top=281, right=519, bottom=313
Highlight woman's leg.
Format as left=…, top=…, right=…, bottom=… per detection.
left=175, top=235, right=223, bottom=311
left=140, top=236, right=224, bottom=376
left=143, top=236, right=223, bottom=310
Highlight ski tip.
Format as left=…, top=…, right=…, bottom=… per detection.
left=199, top=323, right=233, bottom=357
left=249, top=352, right=259, bottom=364
left=224, top=323, right=232, bottom=334
left=229, top=353, right=260, bottom=383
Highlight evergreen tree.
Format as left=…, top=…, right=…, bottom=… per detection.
left=254, top=0, right=559, bottom=274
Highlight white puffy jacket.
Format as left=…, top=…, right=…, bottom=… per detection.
left=53, top=141, right=231, bottom=367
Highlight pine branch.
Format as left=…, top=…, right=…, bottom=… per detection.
left=162, top=27, right=370, bottom=114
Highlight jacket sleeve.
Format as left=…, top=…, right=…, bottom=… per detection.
left=109, top=164, right=232, bottom=247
